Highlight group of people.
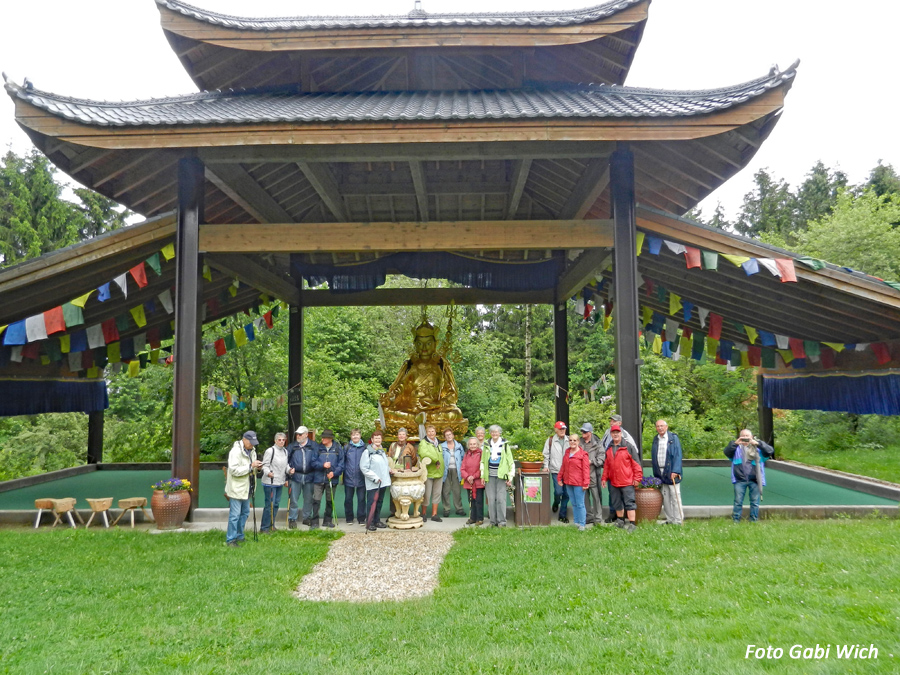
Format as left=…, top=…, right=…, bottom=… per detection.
left=223, top=417, right=774, bottom=545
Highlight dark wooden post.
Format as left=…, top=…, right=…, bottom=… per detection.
left=288, top=302, right=304, bottom=433
left=757, top=373, right=774, bottom=447
left=610, top=143, right=642, bottom=452
left=553, top=302, right=569, bottom=429
left=172, top=156, right=204, bottom=515
left=87, top=410, right=103, bottom=464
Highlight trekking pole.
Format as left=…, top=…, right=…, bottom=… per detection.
left=365, top=485, right=380, bottom=534
left=286, top=481, right=292, bottom=528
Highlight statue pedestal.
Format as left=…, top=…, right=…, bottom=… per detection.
left=388, top=468, right=427, bottom=529
left=387, top=515, right=424, bottom=530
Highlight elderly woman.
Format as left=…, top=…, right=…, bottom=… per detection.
left=389, top=427, right=417, bottom=470
left=260, top=432, right=289, bottom=533
left=474, top=426, right=486, bottom=449
left=359, top=431, right=392, bottom=531
left=460, top=436, right=485, bottom=525
left=558, top=434, right=590, bottom=531
left=480, top=425, right=515, bottom=527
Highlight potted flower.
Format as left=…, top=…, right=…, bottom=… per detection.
left=634, top=476, right=663, bottom=524
left=512, top=446, right=544, bottom=474
left=150, top=477, right=192, bottom=530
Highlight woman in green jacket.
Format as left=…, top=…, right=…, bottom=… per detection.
left=481, top=425, right=515, bottom=527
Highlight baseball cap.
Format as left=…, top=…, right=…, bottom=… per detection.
left=609, top=424, right=622, bottom=432
left=554, top=421, right=567, bottom=430
left=242, top=430, right=259, bottom=446
left=580, top=422, right=594, bottom=433
left=610, top=414, right=623, bottom=423
left=294, top=425, right=309, bottom=435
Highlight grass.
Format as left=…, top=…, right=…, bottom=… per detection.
left=1, top=521, right=898, bottom=674
left=779, top=444, right=900, bottom=484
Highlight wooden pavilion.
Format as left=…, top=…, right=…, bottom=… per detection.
left=6, top=0, right=897, bottom=514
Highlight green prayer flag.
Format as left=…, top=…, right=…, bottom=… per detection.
left=797, top=256, right=826, bottom=270
left=804, top=341, right=821, bottom=358
left=701, top=250, right=719, bottom=271
left=731, top=351, right=741, bottom=367
left=656, top=285, right=666, bottom=303
left=761, top=348, right=776, bottom=369
left=61, top=302, right=84, bottom=327
left=46, top=340, right=62, bottom=362
left=883, top=281, right=900, bottom=292
left=138, top=353, right=148, bottom=368
left=271, top=305, right=280, bottom=319
left=116, top=313, right=130, bottom=332
left=94, top=347, right=108, bottom=369
left=145, top=253, right=162, bottom=276
left=224, top=334, right=237, bottom=351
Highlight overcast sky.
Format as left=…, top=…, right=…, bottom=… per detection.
left=2, top=0, right=898, bottom=219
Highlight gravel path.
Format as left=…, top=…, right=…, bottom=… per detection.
left=294, top=531, right=454, bottom=603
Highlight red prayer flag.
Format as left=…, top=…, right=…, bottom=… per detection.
left=788, top=337, right=806, bottom=359
left=871, top=342, right=891, bottom=365
left=101, top=318, right=120, bottom=344
left=584, top=303, right=592, bottom=320
left=715, top=355, right=726, bottom=365
left=129, top=263, right=148, bottom=288
left=604, top=301, right=613, bottom=317
left=820, top=347, right=835, bottom=369
left=22, top=343, right=39, bottom=360
left=684, top=247, right=702, bottom=269
left=147, top=327, right=161, bottom=349
left=681, top=326, right=692, bottom=339
left=43, top=306, right=66, bottom=335
left=707, top=313, right=723, bottom=340
left=214, top=338, right=227, bottom=356
left=748, top=345, right=761, bottom=367
left=207, top=298, right=220, bottom=317
left=645, top=279, right=654, bottom=297
left=775, top=259, right=797, bottom=283
left=263, top=311, right=274, bottom=329
left=82, top=348, right=94, bottom=369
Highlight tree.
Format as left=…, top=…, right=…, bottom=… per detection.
left=734, top=168, right=797, bottom=240
left=795, top=160, right=847, bottom=228
left=866, top=161, right=900, bottom=198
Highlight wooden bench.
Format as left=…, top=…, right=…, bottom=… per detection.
left=85, top=498, right=114, bottom=529
left=34, top=498, right=85, bottom=529
left=112, top=497, right=151, bottom=528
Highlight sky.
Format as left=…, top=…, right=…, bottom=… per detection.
left=2, top=0, right=898, bottom=219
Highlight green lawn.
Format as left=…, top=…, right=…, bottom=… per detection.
left=1, top=521, right=898, bottom=674
left=779, top=445, right=900, bottom=484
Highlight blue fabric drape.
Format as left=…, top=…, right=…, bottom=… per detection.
left=0, top=379, right=108, bottom=416
left=293, top=252, right=561, bottom=293
left=762, top=373, right=900, bottom=415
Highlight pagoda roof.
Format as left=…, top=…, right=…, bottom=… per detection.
left=157, top=0, right=646, bottom=31
left=5, top=68, right=794, bottom=128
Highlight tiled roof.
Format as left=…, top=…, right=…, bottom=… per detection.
left=156, top=0, right=646, bottom=30
left=4, top=66, right=796, bottom=129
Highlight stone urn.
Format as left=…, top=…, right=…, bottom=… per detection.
left=150, top=490, right=190, bottom=530
left=634, top=487, right=663, bottom=524
left=387, top=459, right=429, bottom=530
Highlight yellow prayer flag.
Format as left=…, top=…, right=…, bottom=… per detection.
left=228, top=285, right=238, bottom=297
left=259, top=294, right=270, bottom=305
left=722, top=254, right=751, bottom=267
left=71, top=291, right=93, bottom=308
left=150, top=348, right=160, bottom=363
left=40, top=355, right=50, bottom=365
left=202, top=264, right=212, bottom=282
left=706, top=337, right=718, bottom=358
left=740, top=351, right=750, bottom=369
left=128, top=360, right=141, bottom=377
left=87, top=367, right=100, bottom=378
left=745, top=326, right=758, bottom=345
left=0, top=325, right=6, bottom=338
left=679, top=335, right=691, bottom=355
left=652, top=334, right=662, bottom=354
left=59, top=334, right=71, bottom=354
left=641, top=306, right=652, bottom=326
left=603, top=314, right=612, bottom=332
left=107, top=342, right=121, bottom=363
left=669, top=293, right=682, bottom=317
left=823, top=342, right=845, bottom=353
left=233, top=328, right=248, bottom=347
left=161, top=243, right=176, bottom=261
left=778, top=349, right=794, bottom=365
left=636, top=232, right=645, bottom=256
left=130, top=305, right=147, bottom=328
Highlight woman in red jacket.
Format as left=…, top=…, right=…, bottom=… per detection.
left=558, top=434, right=590, bottom=531
left=460, top=436, right=485, bottom=526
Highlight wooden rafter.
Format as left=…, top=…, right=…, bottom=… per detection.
left=205, top=164, right=293, bottom=223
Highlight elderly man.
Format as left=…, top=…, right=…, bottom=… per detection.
left=312, top=429, right=344, bottom=529
left=601, top=424, right=642, bottom=533
left=650, top=420, right=684, bottom=525
left=599, top=414, right=640, bottom=462
left=580, top=422, right=605, bottom=526
left=542, top=421, right=570, bottom=522
left=225, top=430, right=263, bottom=547
left=724, top=430, right=774, bottom=522
left=286, top=425, right=321, bottom=529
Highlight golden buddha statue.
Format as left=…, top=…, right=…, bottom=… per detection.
left=378, top=320, right=468, bottom=440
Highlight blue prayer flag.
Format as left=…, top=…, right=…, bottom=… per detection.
left=3, top=320, right=27, bottom=345
left=648, top=237, right=663, bottom=255
left=742, top=259, right=760, bottom=276
left=97, top=283, right=111, bottom=302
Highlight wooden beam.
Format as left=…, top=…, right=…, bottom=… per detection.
left=199, top=219, right=613, bottom=252
left=205, top=164, right=293, bottom=223
left=298, top=287, right=554, bottom=307
left=296, top=161, right=348, bottom=221
left=557, top=157, right=610, bottom=219
left=409, top=160, right=429, bottom=221
left=506, top=159, right=532, bottom=219
left=205, top=253, right=300, bottom=306
left=337, top=180, right=510, bottom=196
left=556, top=248, right=612, bottom=301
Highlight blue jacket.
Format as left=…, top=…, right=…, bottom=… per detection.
left=650, top=431, right=683, bottom=485
left=724, top=439, right=774, bottom=485
left=342, top=440, right=367, bottom=489
left=441, top=440, right=465, bottom=482
left=314, top=440, right=345, bottom=486
left=287, top=440, right=321, bottom=484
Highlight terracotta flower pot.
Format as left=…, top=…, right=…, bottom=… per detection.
left=151, top=490, right=190, bottom=530
left=634, top=487, right=663, bottom=523
left=519, top=461, right=543, bottom=474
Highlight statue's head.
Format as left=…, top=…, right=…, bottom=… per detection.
left=413, top=321, right=438, bottom=358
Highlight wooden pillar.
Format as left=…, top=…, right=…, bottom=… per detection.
left=553, top=302, right=569, bottom=429
left=757, top=373, right=774, bottom=447
left=87, top=410, right=103, bottom=464
left=288, top=301, right=304, bottom=433
left=610, top=143, right=642, bottom=452
left=172, top=156, right=204, bottom=516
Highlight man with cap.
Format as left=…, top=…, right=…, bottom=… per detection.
left=579, top=422, right=606, bottom=525
left=542, top=421, right=570, bottom=521
left=600, top=414, right=640, bottom=462
left=287, top=425, right=321, bottom=529
left=225, top=431, right=263, bottom=547
left=601, top=423, right=642, bottom=532
left=311, top=429, right=344, bottom=529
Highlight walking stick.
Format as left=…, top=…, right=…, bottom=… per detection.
left=286, top=481, right=292, bottom=528
left=328, top=479, right=337, bottom=525
left=365, top=485, right=381, bottom=534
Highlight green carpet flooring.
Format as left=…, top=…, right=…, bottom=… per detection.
left=0, top=466, right=894, bottom=513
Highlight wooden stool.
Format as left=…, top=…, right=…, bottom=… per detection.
left=34, top=498, right=85, bottom=529
left=112, top=497, right=150, bottom=528
left=85, top=498, right=114, bottom=528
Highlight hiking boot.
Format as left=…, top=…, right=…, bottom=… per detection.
left=346, top=519, right=354, bottom=525
left=323, top=520, right=335, bottom=529
left=288, top=520, right=297, bottom=530
left=227, top=541, right=240, bottom=548
left=431, top=516, right=442, bottom=523
left=476, top=520, right=484, bottom=526
left=309, top=519, right=320, bottom=530
left=558, top=516, right=569, bottom=524
left=625, top=521, right=637, bottom=533
left=443, top=511, right=450, bottom=518
left=366, top=525, right=377, bottom=532
left=421, top=515, right=428, bottom=522
left=456, top=510, right=465, bottom=516
left=357, top=519, right=367, bottom=525
left=578, top=525, right=586, bottom=532
left=465, top=519, right=475, bottom=525
left=301, top=518, right=311, bottom=526
left=375, top=522, right=387, bottom=529
left=552, top=502, right=559, bottom=513
left=614, top=519, right=626, bottom=529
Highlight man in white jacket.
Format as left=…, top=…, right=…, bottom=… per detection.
left=225, top=430, right=262, bottom=547
left=260, top=432, right=289, bottom=533
left=542, top=421, right=570, bottom=521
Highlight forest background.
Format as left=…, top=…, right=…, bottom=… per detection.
left=3, top=149, right=900, bottom=483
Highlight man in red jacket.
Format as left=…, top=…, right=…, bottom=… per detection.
left=600, top=424, right=642, bottom=532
